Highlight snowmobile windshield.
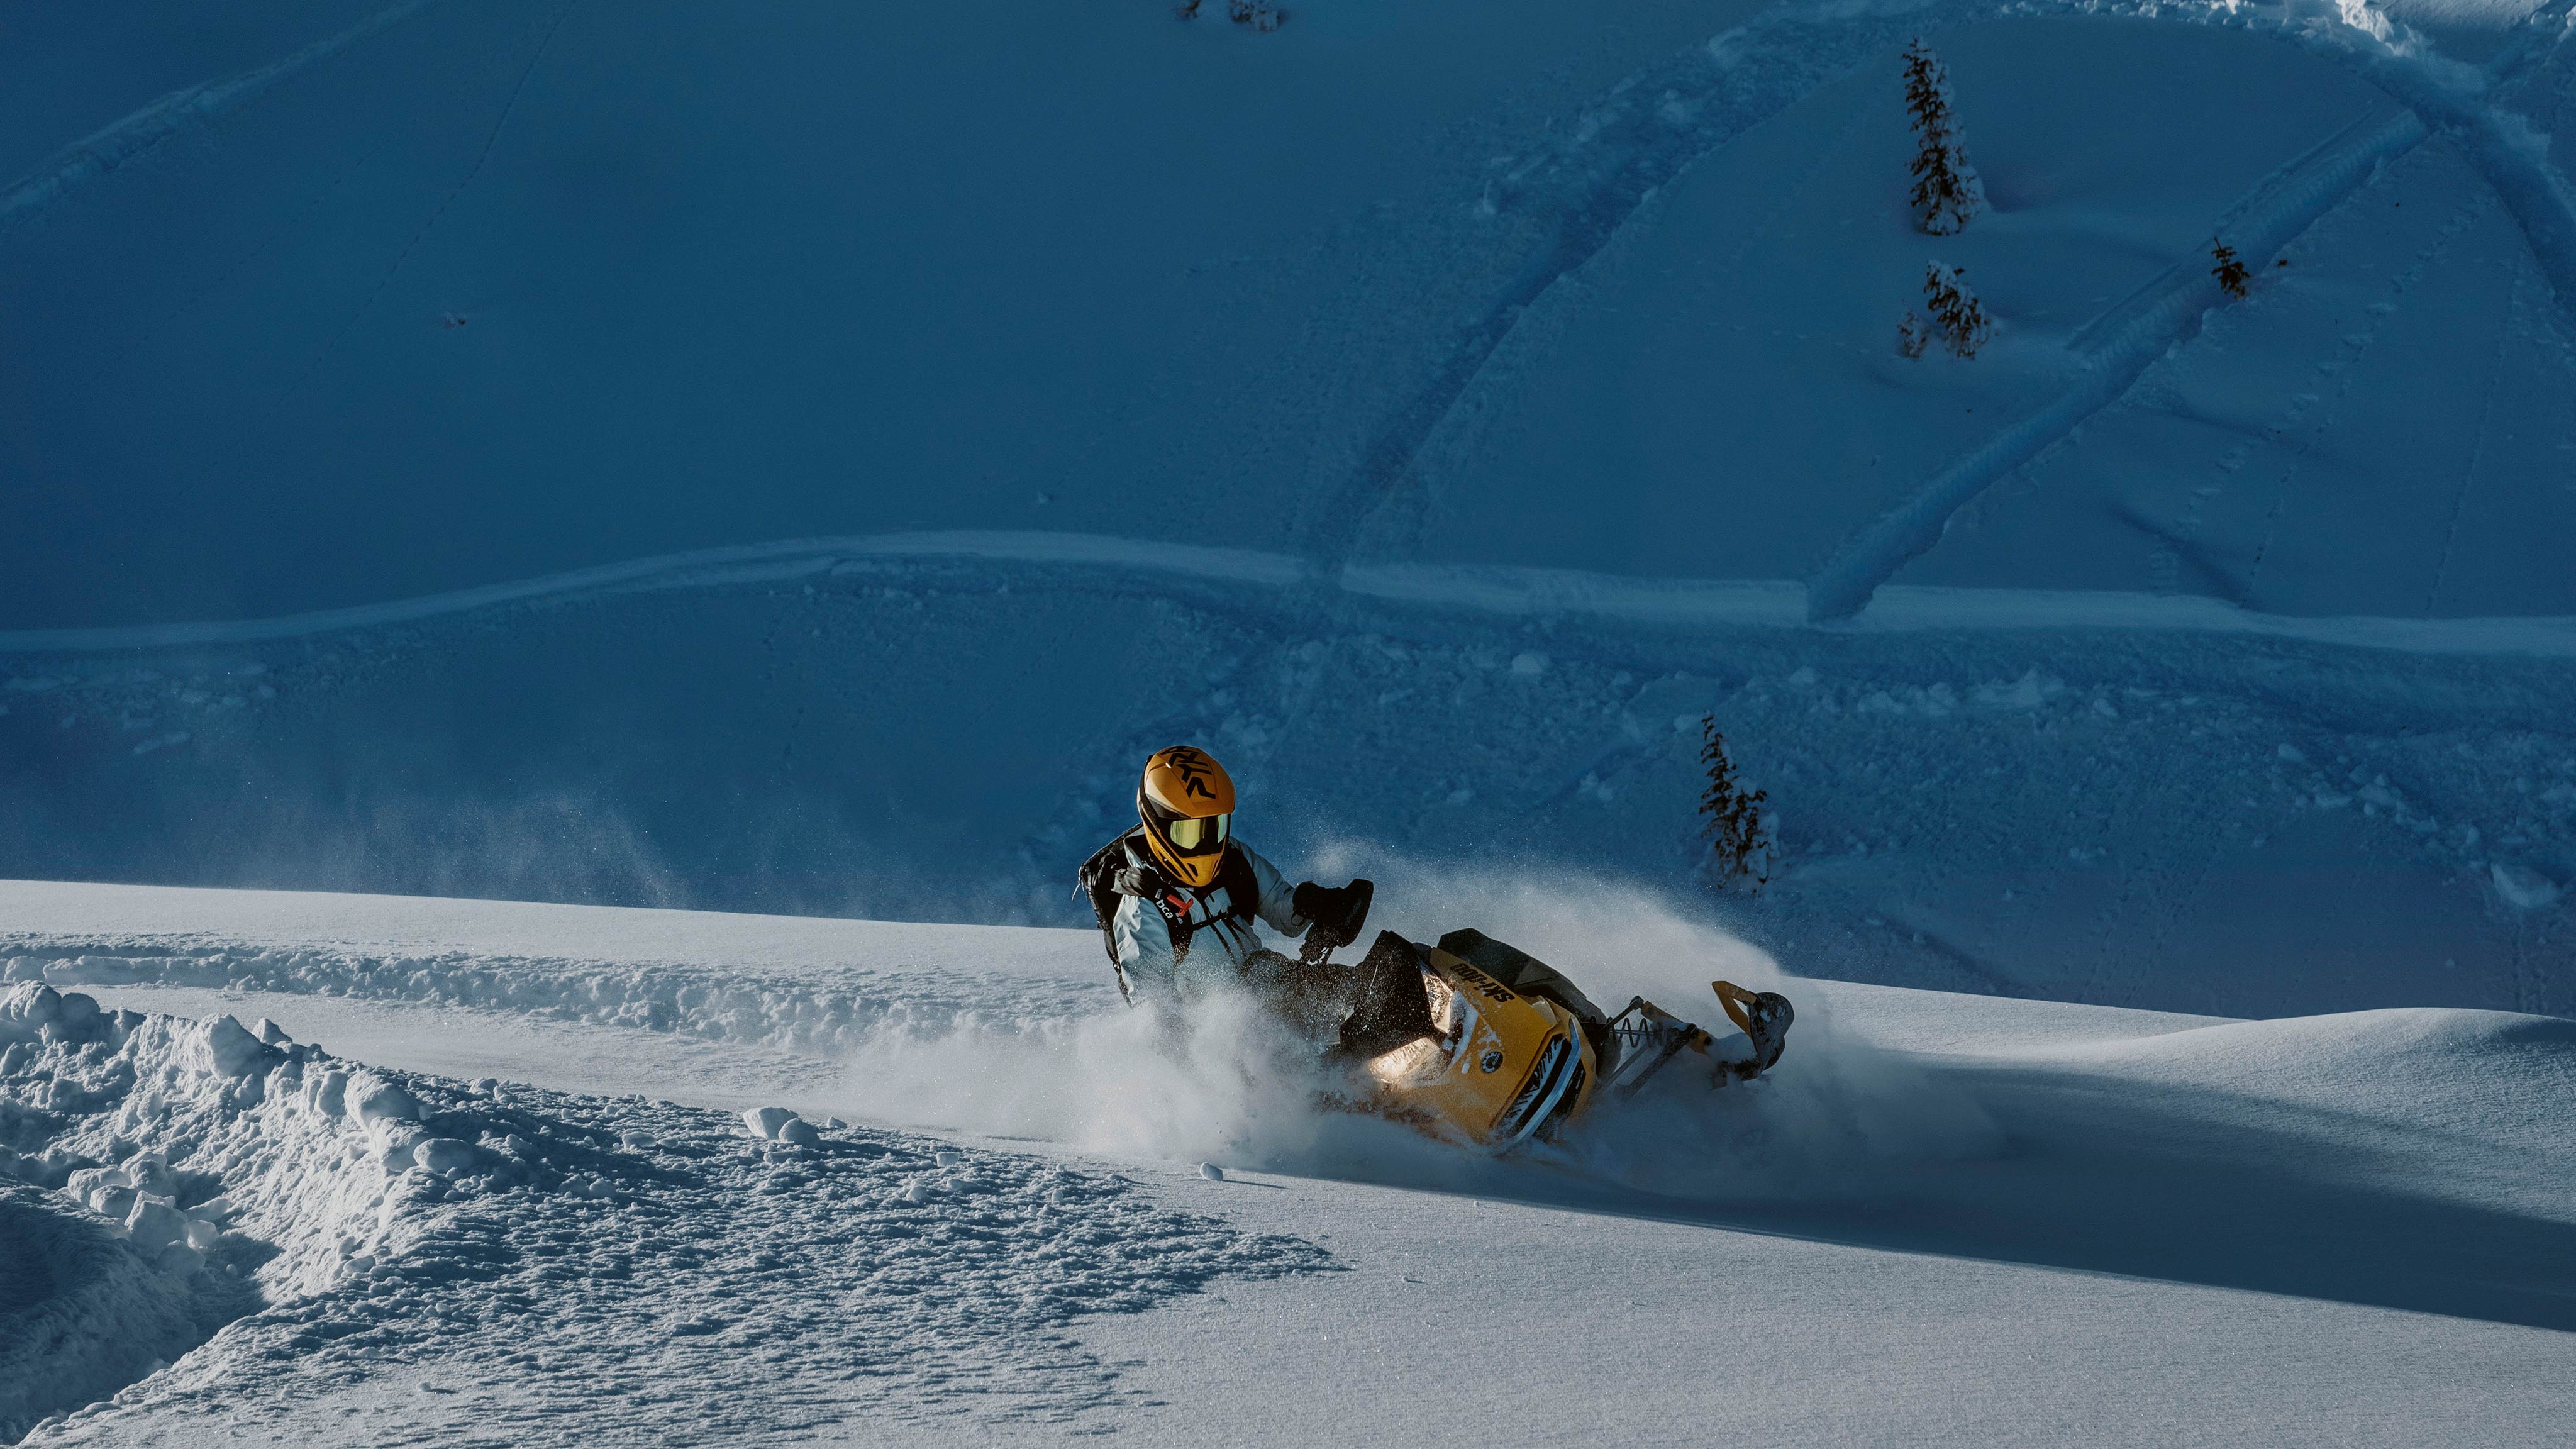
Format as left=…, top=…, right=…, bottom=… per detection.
left=1153, top=809, right=1230, bottom=857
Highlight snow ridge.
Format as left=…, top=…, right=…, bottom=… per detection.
left=0, top=943, right=1102, bottom=1060
left=1804, top=105, right=2433, bottom=621
left=17, top=530, right=2576, bottom=665
left=1328, top=0, right=2576, bottom=592
left=0, top=1, right=439, bottom=239
left=0, top=984, right=1330, bottom=1442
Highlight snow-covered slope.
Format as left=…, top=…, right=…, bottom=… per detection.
left=8, top=536, right=2574, bottom=1019
left=11, top=2, right=2573, bottom=1440
left=6, top=0, right=2576, bottom=1021
left=6, top=0, right=2572, bottom=628
left=3, top=882, right=2570, bottom=1444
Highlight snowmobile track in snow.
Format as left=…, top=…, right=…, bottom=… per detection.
left=0, top=1, right=443, bottom=239
left=13, top=527, right=2576, bottom=662
left=1309, top=0, right=2576, bottom=608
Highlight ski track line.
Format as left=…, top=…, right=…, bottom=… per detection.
left=0, top=0, right=441, bottom=238
left=274, top=0, right=578, bottom=412
left=1305, top=0, right=2026, bottom=570
left=2425, top=262, right=2522, bottom=614
left=1316, top=0, right=2576, bottom=603
left=14, top=530, right=2576, bottom=662
left=1802, top=105, right=2432, bottom=621
left=2238, top=152, right=2492, bottom=600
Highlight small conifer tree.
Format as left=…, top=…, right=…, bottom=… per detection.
left=2211, top=239, right=2250, bottom=299
left=1921, top=262, right=1993, bottom=359
left=1902, top=39, right=1987, bottom=236
left=1697, top=716, right=1773, bottom=892
left=1896, top=309, right=1929, bottom=359
left=1228, top=0, right=1284, bottom=28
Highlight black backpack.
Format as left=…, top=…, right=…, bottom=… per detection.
left=1074, top=828, right=1257, bottom=1003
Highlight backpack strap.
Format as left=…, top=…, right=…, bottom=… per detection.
left=1209, top=845, right=1260, bottom=930
left=1076, top=832, right=1265, bottom=1004
left=1075, top=829, right=1182, bottom=1004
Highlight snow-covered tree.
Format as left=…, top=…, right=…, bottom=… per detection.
left=2211, top=238, right=2250, bottom=299
left=1697, top=716, right=1773, bottom=892
left=1897, top=309, right=1930, bottom=359
left=1180, top=1, right=1283, bottom=30
left=1902, top=38, right=1986, bottom=236
left=1920, top=262, right=1993, bottom=358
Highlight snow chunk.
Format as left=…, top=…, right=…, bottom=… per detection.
left=345, top=1070, right=421, bottom=1127
left=1509, top=652, right=1550, bottom=679
left=412, top=1138, right=478, bottom=1178
left=743, top=1106, right=797, bottom=1140
left=1200, top=1162, right=1225, bottom=1181
left=187, top=1015, right=271, bottom=1079
left=2491, top=863, right=2563, bottom=911
left=1974, top=669, right=2062, bottom=710
left=303, top=1069, right=348, bottom=1116
left=1, top=982, right=64, bottom=1038
left=121, top=1152, right=175, bottom=1197
left=126, top=1197, right=189, bottom=1251
left=777, top=1118, right=820, bottom=1148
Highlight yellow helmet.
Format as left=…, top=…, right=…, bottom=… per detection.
left=1137, top=745, right=1236, bottom=888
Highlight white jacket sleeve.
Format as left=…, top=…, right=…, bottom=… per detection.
left=1240, top=847, right=1307, bottom=937
left=1111, top=894, right=1179, bottom=999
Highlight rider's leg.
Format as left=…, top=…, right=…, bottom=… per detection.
left=1334, top=932, right=1439, bottom=1059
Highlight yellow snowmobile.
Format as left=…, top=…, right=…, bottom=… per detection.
left=1303, top=891, right=1794, bottom=1152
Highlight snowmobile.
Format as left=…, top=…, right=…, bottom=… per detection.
left=1300, top=884, right=1794, bottom=1152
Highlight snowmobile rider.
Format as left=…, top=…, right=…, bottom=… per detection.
left=1077, top=745, right=1375, bottom=1023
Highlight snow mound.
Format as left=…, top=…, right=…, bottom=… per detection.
left=0, top=940, right=1082, bottom=1060
left=0, top=984, right=1328, bottom=1441
left=0, top=1187, right=243, bottom=1444
left=0, top=980, right=422, bottom=1436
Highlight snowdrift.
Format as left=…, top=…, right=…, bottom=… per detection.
left=0, top=979, right=1327, bottom=1443
left=5, top=883, right=2573, bottom=1442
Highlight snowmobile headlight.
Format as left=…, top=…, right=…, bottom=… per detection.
left=1367, top=1035, right=1443, bottom=1087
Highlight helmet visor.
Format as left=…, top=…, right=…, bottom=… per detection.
left=1156, top=810, right=1230, bottom=857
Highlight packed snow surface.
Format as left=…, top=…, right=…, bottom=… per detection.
left=2, top=881, right=2572, bottom=1444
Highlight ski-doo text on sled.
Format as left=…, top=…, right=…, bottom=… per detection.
left=1310, top=886, right=1795, bottom=1152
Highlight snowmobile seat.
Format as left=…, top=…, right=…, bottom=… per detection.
left=1436, top=928, right=1615, bottom=1033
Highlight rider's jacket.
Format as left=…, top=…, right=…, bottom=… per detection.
left=1090, top=830, right=1308, bottom=1003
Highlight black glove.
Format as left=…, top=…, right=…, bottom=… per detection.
left=1292, top=879, right=1373, bottom=953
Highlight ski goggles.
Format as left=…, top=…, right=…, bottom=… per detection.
left=1149, top=808, right=1230, bottom=857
